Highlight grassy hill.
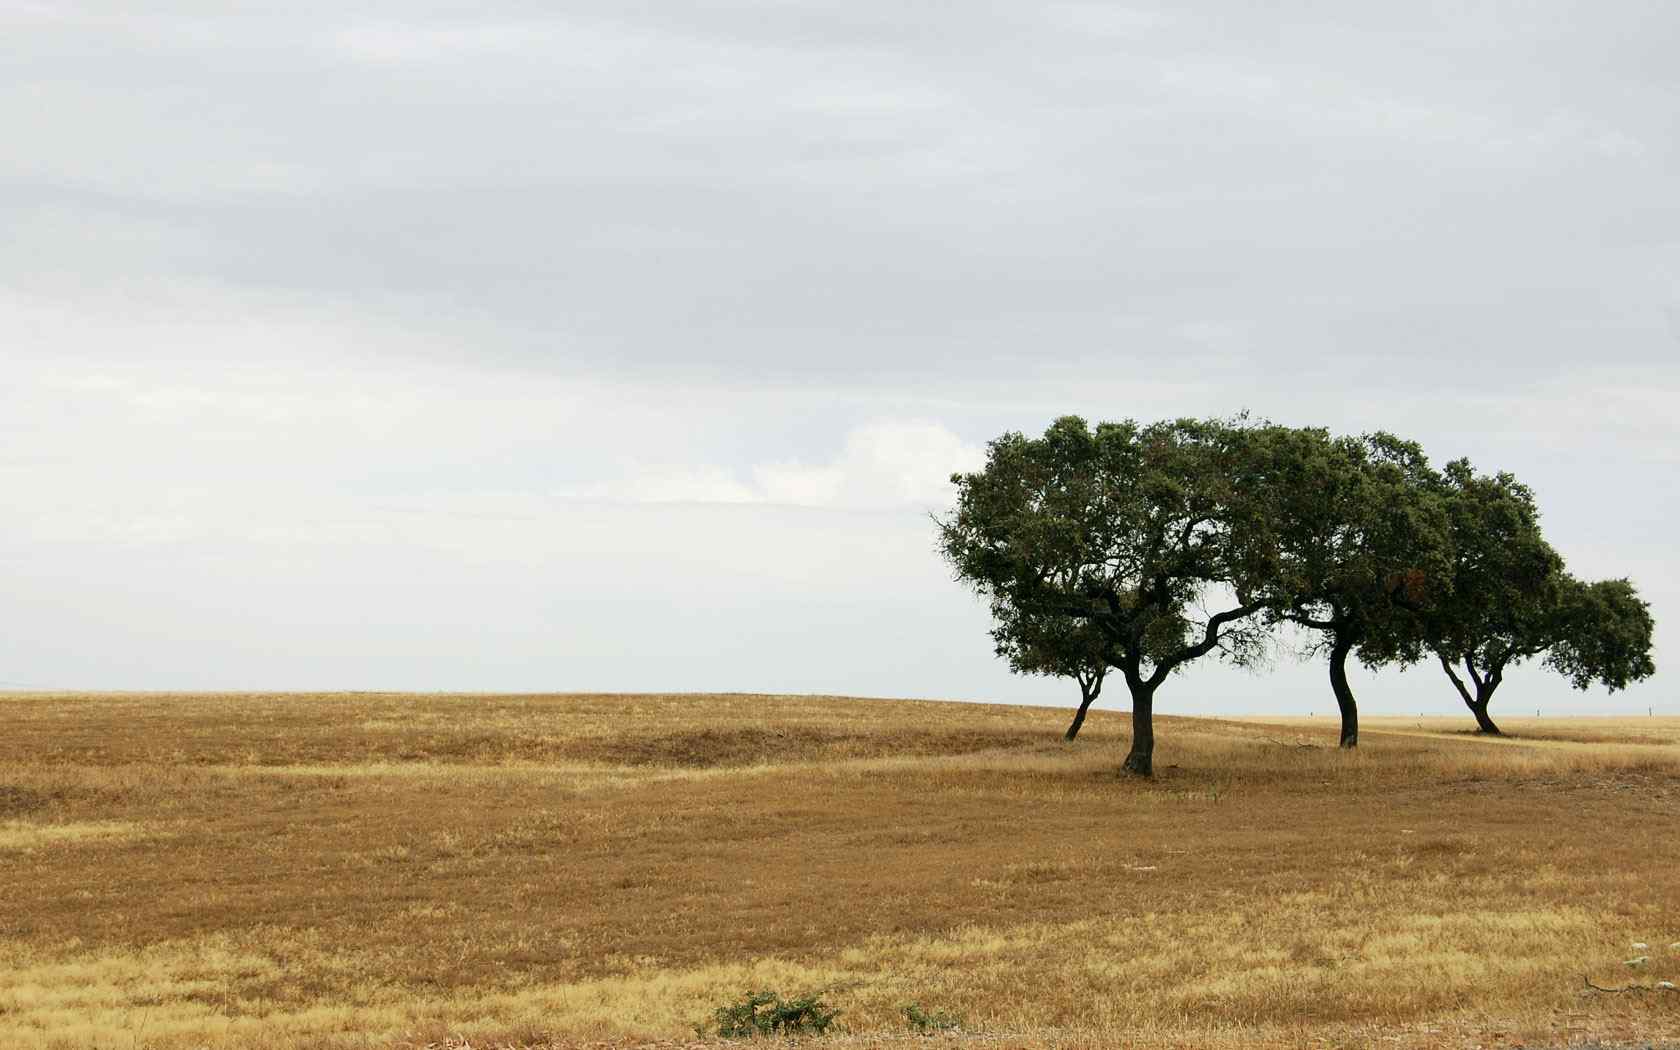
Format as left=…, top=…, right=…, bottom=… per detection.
left=2, top=692, right=1677, bottom=1048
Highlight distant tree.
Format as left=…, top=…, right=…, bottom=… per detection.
left=989, top=608, right=1109, bottom=740
left=939, top=416, right=1274, bottom=776
left=1416, top=460, right=1655, bottom=734
left=1248, top=427, right=1453, bottom=747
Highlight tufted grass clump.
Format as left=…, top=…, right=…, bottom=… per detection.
left=902, top=1001, right=963, bottom=1034
left=701, top=989, right=841, bottom=1038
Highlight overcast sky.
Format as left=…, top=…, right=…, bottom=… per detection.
left=4, top=2, right=1676, bottom=716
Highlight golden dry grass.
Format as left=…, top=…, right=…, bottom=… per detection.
left=1, top=692, right=1677, bottom=1049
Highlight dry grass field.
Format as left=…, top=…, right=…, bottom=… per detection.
left=1, top=692, right=1677, bottom=1050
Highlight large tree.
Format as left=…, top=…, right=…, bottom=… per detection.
left=939, top=416, right=1274, bottom=776
left=1248, top=427, right=1452, bottom=747
left=1419, top=460, right=1656, bottom=733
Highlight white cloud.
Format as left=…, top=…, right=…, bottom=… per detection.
left=565, top=420, right=985, bottom=510
left=755, top=420, right=985, bottom=508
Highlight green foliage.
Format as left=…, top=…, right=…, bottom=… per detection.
left=1421, top=459, right=1565, bottom=673
left=938, top=416, right=1275, bottom=692
left=940, top=414, right=1657, bottom=747
left=902, top=1002, right=963, bottom=1033
left=1407, top=459, right=1654, bottom=717
left=988, top=605, right=1109, bottom=734
left=1547, top=577, right=1656, bottom=692
left=702, top=990, right=841, bottom=1038
left=989, top=606, right=1109, bottom=689
left=1246, top=426, right=1453, bottom=660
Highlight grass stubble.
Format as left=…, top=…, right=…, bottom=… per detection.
left=0, top=692, right=1676, bottom=1049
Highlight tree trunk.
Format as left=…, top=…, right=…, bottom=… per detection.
left=1327, top=631, right=1358, bottom=749
left=1120, top=682, right=1154, bottom=776
left=1469, top=685, right=1502, bottom=735
left=1064, top=691, right=1096, bottom=741
left=1065, top=672, right=1102, bottom=741
left=1437, top=652, right=1504, bottom=736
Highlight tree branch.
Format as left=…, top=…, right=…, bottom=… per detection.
left=1174, top=515, right=1212, bottom=554
left=1147, top=600, right=1266, bottom=689
left=1287, top=609, right=1341, bottom=631
left=1437, top=652, right=1475, bottom=707
left=1462, top=655, right=1484, bottom=692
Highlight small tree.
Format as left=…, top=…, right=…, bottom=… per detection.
left=939, top=416, right=1273, bottom=776
left=1418, top=460, right=1655, bottom=733
left=989, top=608, right=1109, bottom=740
left=1250, top=427, right=1452, bottom=747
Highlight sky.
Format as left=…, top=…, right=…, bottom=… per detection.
left=3, top=2, right=1677, bottom=716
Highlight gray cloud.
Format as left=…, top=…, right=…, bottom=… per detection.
left=3, top=2, right=1676, bottom=712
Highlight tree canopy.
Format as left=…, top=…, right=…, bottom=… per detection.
left=940, top=416, right=1657, bottom=770
left=1405, top=459, right=1657, bottom=732
left=939, top=416, right=1276, bottom=775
